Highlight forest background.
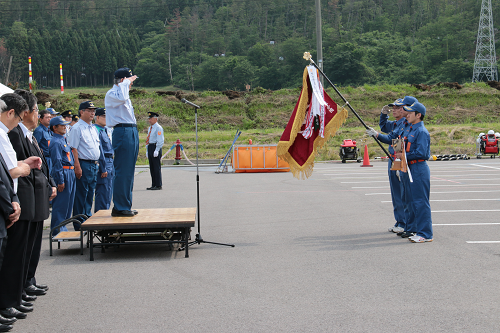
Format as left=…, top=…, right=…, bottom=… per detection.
left=0, top=0, right=499, bottom=163
left=0, top=0, right=498, bottom=90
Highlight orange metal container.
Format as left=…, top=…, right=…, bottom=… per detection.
left=232, top=145, right=290, bottom=173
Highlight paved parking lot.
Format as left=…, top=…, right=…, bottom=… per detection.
left=15, top=159, right=500, bottom=332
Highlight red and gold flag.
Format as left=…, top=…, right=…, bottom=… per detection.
left=277, top=67, right=348, bottom=179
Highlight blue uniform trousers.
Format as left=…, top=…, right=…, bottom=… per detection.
left=388, top=160, right=406, bottom=228
left=47, top=157, right=52, bottom=175
left=408, top=161, right=433, bottom=239
left=95, top=157, right=114, bottom=213
left=73, top=160, right=98, bottom=223
left=400, top=171, right=416, bottom=233
left=112, top=127, right=139, bottom=211
left=51, top=169, right=76, bottom=236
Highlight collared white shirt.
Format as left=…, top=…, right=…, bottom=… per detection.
left=67, top=119, right=100, bottom=160
left=20, top=123, right=32, bottom=143
left=0, top=121, right=18, bottom=192
left=104, top=79, right=136, bottom=127
left=146, top=122, right=164, bottom=152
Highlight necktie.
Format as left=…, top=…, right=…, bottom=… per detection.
left=32, top=136, right=42, bottom=155
left=145, top=126, right=152, bottom=145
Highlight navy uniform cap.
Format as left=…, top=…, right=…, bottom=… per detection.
left=114, top=67, right=133, bottom=79
left=72, top=115, right=80, bottom=122
left=50, top=116, right=70, bottom=128
left=46, top=107, right=59, bottom=115
left=60, top=110, right=72, bottom=117
left=79, top=101, right=97, bottom=110
left=388, top=98, right=403, bottom=107
left=95, top=108, right=106, bottom=116
left=148, top=112, right=159, bottom=118
left=403, top=102, right=426, bottom=115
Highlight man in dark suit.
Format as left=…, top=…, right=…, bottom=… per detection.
left=0, top=93, right=41, bottom=323
left=13, top=90, right=56, bottom=300
left=0, top=98, right=21, bottom=331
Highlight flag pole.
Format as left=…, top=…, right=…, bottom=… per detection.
left=303, top=52, right=392, bottom=161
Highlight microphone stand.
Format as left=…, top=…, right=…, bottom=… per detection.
left=179, top=100, right=235, bottom=251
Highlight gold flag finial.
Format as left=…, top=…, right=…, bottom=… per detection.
left=45, top=102, right=51, bottom=108
left=303, top=52, right=312, bottom=62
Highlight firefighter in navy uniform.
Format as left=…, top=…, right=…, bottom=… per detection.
left=94, top=108, right=114, bottom=212
left=146, top=112, right=164, bottom=190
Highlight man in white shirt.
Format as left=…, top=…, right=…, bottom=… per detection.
left=104, top=68, right=139, bottom=217
left=146, top=112, right=164, bottom=190
left=67, top=101, right=100, bottom=219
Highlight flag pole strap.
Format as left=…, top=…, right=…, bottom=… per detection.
left=303, top=52, right=393, bottom=161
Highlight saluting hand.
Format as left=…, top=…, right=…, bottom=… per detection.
left=57, top=183, right=65, bottom=192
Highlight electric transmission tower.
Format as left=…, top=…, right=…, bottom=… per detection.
left=472, top=0, right=498, bottom=82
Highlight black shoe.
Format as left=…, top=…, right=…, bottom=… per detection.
left=151, top=186, right=162, bottom=190
left=24, top=285, right=46, bottom=296
left=111, top=208, right=135, bottom=217
left=400, top=232, right=415, bottom=238
left=14, top=305, right=32, bottom=313
left=396, top=231, right=404, bottom=236
left=146, top=187, right=155, bottom=190
left=35, top=283, right=48, bottom=291
left=0, top=308, right=27, bottom=319
left=21, top=301, right=32, bottom=307
left=22, top=294, right=36, bottom=302
left=0, top=315, right=15, bottom=325
left=132, top=210, right=138, bottom=215
left=0, top=324, right=13, bottom=332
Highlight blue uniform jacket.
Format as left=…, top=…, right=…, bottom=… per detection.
left=95, top=125, right=113, bottom=174
left=405, top=122, right=431, bottom=161
left=33, top=124, right=52, bottom=157
left=49, top=134, right=75, bottom=186
left=379, top=114, right=408, bottom=155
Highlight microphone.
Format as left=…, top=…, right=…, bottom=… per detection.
left=181, top=98, right=200, bottom=109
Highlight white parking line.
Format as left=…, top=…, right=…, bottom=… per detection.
left=432, top=209, right=500, bottom=213
left=466, top=241, right=500, bottom=244
left=366, top=190, right=500, bottom=195
left=381, top=198, right=500, bottom=203
left=354, top=184, right=500, bottom=189
left=470, top=164, right=500, bottom=170
left=434, top=223, right=500, bottom=226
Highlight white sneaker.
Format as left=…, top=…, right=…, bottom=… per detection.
left=388, top=226, right=404, bottom=233
left=410, top=236, right=433, bottom=243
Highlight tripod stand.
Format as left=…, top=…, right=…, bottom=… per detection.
left=179, top=99, right=235, bottom=251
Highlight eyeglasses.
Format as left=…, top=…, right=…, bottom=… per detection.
left=15, top=112, right=23, bottom=122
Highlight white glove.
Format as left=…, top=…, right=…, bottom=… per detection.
left=153, top=150, right=159, bottom=158
left=366, top=127, right=378, bottom=137
left=381, top=105, right=390, bottom=114
left=145, top=145, right=148, bottom=150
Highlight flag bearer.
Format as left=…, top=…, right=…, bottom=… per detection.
left=378, top=96, right=417, bottom=234
left=400, top=102, right=433, bottom=243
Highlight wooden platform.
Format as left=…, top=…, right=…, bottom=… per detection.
left=81, top=208, right=196, bottom=261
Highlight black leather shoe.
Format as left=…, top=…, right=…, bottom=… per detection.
left=146, top=187, right=155, bottom=190
left=111, top=208, right=135, bottom=217
left=0, top=324, right=13, bottom=332
left=35, top=284, right=48, bottom=291
left=21, top=301, right=32, bottom=307
left=14, top=305, right=32, bottom=313
left=132, top=210, right=138, bottom=215
left=400, top=232, right=415, bottom=238
left=0, top=308, right=27, bottom=319
left=0, top=315, right=15, bottom=325
left=24, top=285, right=46, bottom=296
left=151, top=186, right=162, bottom=190
left=22, top=294, right=36, bottom=302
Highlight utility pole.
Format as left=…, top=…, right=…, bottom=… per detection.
left=472, top=0, right=498, bottom=82
left=315, top=0, right=323, bottom=86
left=5, top=56, right=12, bottom=85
